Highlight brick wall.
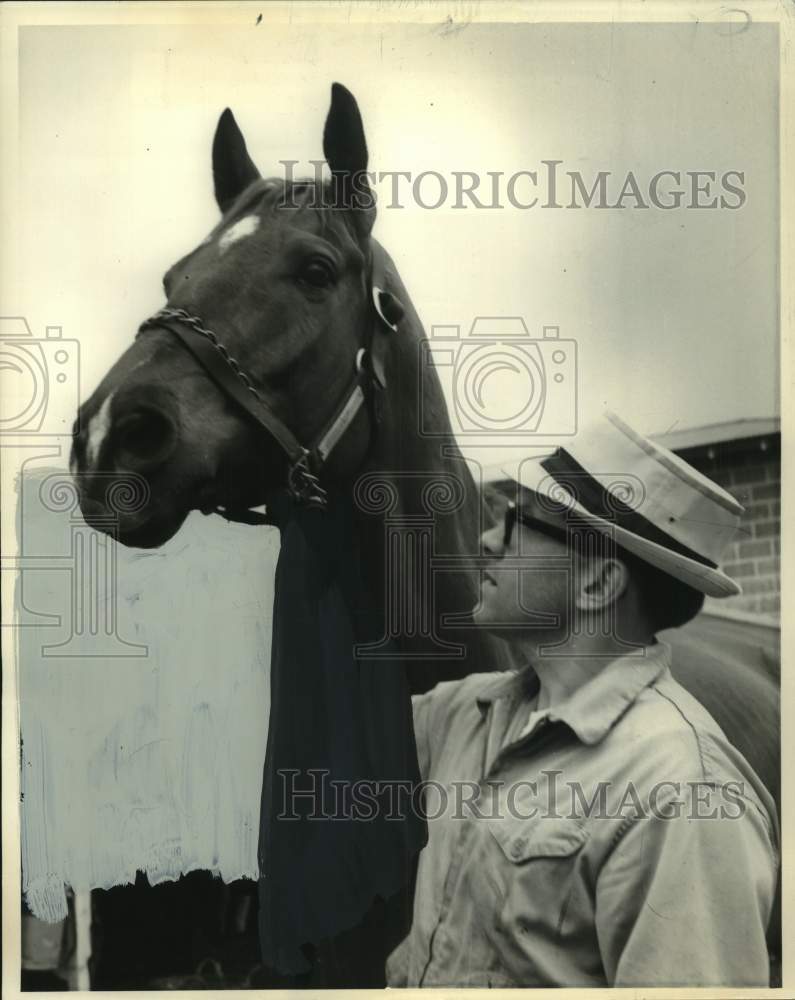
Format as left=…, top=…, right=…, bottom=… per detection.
left=679, top=434, right=780, bottom=620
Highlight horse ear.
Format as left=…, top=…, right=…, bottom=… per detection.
left=212, top=109, right=261, bottom=213
left=323, top=83, right=375, bottom=235
left=323, top=83, right=368, bottom=175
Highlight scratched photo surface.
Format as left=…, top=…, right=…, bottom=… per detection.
left=5, top=9, right=781, bottom=994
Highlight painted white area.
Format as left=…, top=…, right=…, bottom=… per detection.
left=218, top=215, right=260, bottom=254
left=18, top=465, right=278, bottom=920
left=86, top=392, right=113, bottom=468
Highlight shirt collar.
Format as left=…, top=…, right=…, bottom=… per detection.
left=476, top=641, right=671, bottom=746
left=475, top=661, right=539, bottom=711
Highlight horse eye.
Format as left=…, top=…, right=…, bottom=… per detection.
left=299, top=260, right=335, bottom=289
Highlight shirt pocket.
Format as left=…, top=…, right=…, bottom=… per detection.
left=488, top=817, right=588, bottom=864
left=485, top=818, right=589, bottom=940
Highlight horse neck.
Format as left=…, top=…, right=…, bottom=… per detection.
left=354, top=249, right=487, bottom=631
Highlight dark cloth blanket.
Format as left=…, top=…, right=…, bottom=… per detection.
left=257, top=493, right=427, bottom=975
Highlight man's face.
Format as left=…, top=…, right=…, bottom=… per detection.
left=474, top=490, right=573, bottom=637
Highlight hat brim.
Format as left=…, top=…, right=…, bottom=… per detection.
left=500, top=458, right=741, bottom=599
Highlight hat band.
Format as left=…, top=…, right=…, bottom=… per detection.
left=539, top=449, right=718, bottom=570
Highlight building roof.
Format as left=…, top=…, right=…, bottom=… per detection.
left=652, top=417, right=780, bottom=453
left=479, top=417, right=780, bottom=483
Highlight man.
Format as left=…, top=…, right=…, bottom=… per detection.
left=386, top=411, right=779, bottom=988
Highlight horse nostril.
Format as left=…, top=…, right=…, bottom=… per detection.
left=113, top=406, right=177, bottom=470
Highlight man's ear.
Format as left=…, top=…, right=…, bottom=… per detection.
left=574, top=558, right=629, bottom=612
left=212, top=109, right=261, bottom=214
left=322, top=83, right=375, bottom=235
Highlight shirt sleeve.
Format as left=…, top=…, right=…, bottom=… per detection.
left=594, top=786, right=778, bottom=987
left=385, top=690, right=441, bottom=987
left=411, top=691, right=435, bottom=783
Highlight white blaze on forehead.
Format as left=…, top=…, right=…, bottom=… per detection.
left=86, top=392, right=114, bottom=468
left=218, top=215, right=260, bottom=254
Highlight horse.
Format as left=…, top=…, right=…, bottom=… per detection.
left=70, top=83, right=515, bottom=986
left=71, top=83, right=779, bottom=985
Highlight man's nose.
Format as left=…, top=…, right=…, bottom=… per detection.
left=480, top=524, right=506, bottom=558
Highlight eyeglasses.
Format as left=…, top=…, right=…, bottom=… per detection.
left=502, top=500, right=570, bottom=550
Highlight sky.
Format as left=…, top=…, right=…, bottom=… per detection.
left=11, top=17, right=779, bottom=466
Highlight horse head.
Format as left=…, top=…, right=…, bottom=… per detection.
left=71, top=85, right=401, bottom=548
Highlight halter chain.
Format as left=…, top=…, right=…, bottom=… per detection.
left=135, top=242, right=397, bottom=514
left=138, top=308, right=330, bottom=509
left=147, top=307, right=266, bottom=404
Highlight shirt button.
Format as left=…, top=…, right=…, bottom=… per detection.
left=510, top=838, right=527, bottom=859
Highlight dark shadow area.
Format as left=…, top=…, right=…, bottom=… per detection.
left=90, top=873, right=263, bottom=989
left=83, top=867, right=415, bottom=989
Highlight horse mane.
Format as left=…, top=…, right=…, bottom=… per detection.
left=241, top=176, right=511, bottom=689
left=355, top=239, right=512, bottom=689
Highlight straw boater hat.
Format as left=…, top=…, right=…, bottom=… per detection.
left=500, top=411, right=745, bottom=598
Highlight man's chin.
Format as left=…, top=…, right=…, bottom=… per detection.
left=471, top=601, right=551, bottom=645
left=471, top=600, right=504, bottom=632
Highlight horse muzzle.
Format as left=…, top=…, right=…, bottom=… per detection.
left=73, top=383, right=180, bottom=477
left=70, top=383, right=193, bottom=546
left=73, top=484, right=190, bottom=549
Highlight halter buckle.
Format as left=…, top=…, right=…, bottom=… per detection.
left=287, top=452, right=328, bottom=509
left=372, top=286, right=399, bottom=335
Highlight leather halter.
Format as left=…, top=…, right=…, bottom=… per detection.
left=136, top=240, right=398, bottom=516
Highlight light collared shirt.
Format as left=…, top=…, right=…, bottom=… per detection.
left=386, top=642, right=779, bottom=988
